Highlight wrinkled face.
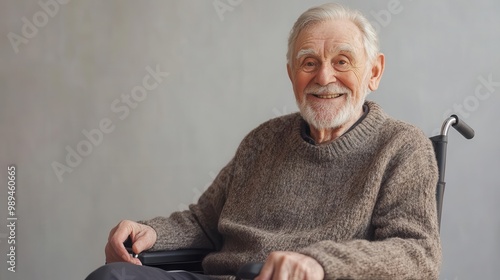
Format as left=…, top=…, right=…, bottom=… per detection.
left=288, top=19, right=373, bottom=130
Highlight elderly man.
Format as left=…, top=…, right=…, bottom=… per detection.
left=87, top=3, right=441, bottom=279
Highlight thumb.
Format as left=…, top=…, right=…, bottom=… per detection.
left=130, top=257, right=142, bottom=266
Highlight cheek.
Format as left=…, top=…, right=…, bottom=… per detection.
left=293, top=73, right=312, bottom=93
left=339, top=73, right=363, bottom=97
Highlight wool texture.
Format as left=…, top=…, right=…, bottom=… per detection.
left=140, top=101, right=441, bottom=279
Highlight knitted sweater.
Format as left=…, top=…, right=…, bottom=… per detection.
left=141, top=101, right=441, bottom=279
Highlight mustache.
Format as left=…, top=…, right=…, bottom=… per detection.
left=304, top=83, right=352, bottom=95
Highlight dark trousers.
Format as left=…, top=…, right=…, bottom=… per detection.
left=86, top=262, right=214, bottom=280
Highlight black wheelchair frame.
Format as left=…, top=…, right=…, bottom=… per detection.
left=125, top=114, right=475, bottom=279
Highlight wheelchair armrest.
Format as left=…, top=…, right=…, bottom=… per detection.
left=138, top=249, right=210, bottom=272
left=236, top=262, right=264, bottom=279
left=136, top=249, right=210, bottom=266
left=124, top=238, right=210, bottom=272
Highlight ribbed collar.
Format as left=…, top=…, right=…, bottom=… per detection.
left=300, top=104, right=370, bottom=145
left=286, top=101, right=387, bottom=161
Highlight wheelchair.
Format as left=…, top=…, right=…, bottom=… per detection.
left=125, top=114, right=475, bottom=279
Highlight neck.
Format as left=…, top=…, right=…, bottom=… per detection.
left=309, top=109, right=363, bottom=144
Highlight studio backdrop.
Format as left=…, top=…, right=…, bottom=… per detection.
left=0, top=1, right=499, bottom=279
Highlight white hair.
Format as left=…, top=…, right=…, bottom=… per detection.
left=287, top=3, right=380, bottom=67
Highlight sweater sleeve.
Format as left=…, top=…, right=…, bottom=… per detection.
left=137, top=122, right=267, bottom=252
left=299, top=139, right=442, bottom=279
left=138, top=156, right=236, bottom=252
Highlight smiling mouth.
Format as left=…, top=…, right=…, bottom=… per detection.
left=312, top=93, right=345, bottom=99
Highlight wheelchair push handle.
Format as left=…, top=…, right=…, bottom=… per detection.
left=450, top=115, right=475, bottom=139
left=441, top=115, right=475, bottom=139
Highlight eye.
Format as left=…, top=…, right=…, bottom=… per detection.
left=300, top=58, right=319, bottom=73
left=333, top=57, right=351, bottom=71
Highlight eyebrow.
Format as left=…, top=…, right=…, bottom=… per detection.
left=296, top=48, right=317, bottom=60
left=296, top=44, right=357, bottom=61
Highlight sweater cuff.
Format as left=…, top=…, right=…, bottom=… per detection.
left=298, top=245, right=341, bottom=279
left=137, top=217, right=170, bottom=251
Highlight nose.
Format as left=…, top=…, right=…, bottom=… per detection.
left=315, top=63, right=337, bottom=86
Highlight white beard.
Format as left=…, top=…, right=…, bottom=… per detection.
left=297, top=82, right=369, bottom=130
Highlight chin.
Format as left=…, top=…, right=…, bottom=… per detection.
left=305, top=111, right=352, bottom=130
left=299, top=100, right=357, bottom=130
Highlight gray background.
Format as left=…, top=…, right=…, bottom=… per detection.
left=0, top=0, right=499, bottom=279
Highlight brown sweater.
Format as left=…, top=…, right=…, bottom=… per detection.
left=141, top=101, right=441, bottom=279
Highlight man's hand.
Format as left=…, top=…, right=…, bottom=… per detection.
left=104, top=220, right=157, bottom=265
left=256, top=251, right=324, bottom=280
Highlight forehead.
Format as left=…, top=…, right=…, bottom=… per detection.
left=294, top=19, right=365, bottom=57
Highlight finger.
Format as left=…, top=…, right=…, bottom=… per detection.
left=131, top=227, right=155, bottom=254
left=109, top=242, right=132, bottom=263
left=130, top=256, right=142, bottom=266
left=109, top=221, right=135, bottom=260
left=255, top=256, right=278, bottom=280
left=107, top=226, right=117, bottom=241
left=105, top=243, right=126, bottom=263
left=110, top=244, right=140, bottom=265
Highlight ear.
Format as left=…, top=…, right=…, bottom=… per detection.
left=368, top=53, right=385, bottom=91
